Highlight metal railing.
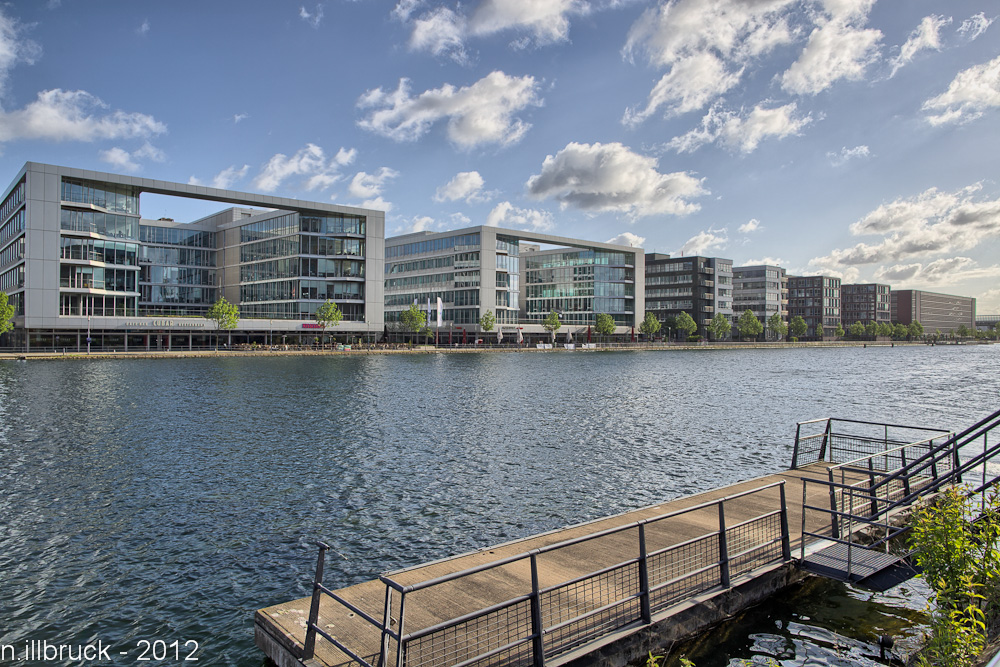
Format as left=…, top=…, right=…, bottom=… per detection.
left=798, top=409, right=1000, bottom=578
left=791, top=417, right=951, bottom=469
left=303, top=482, right=792, bottom=667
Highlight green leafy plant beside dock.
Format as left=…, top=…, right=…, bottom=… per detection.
left=910, top=485, right=1000, bottom=667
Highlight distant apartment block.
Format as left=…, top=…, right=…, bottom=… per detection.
left=644, top=254, right=733, bottom=339
left=732, top=265, right=787, bottom=339
left=891, top=289, right=976, bottom=334
left=840, top=283, right=891, bottom=327
left=788, top=275, right=841, bottom=338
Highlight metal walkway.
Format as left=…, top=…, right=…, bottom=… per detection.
left=255, top=410, right=1000, bottom=667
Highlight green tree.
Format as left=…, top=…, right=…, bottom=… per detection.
left=708, top=312, right=731, bottom=341
left=835, top=322, right=845, bottom=338
left=315, top=300, right=343, bottom=348
left=662, top=315, right=678, bottom=341
left=767, top=312, right=787, bottom=341
left=737, top=310, right=763, bottom=340
left=479, top=309, right=495, bottom=333
left=595, top=313, right=615, bottom=341
left=865, top=321, right=878, bottom=338
left=789, top=315, right=807, bottom=339
left=816, top=322, right=825, bottom=339
left=892, top=323, right=909, bottom=340
left=994, top=322, right=1000, bottom=341
left=399, top=304, right=429, bottom=343
left=207, top=296, right=240, bottom=349
left=908, top=321, right=924, bottom=340
left=676, top=311, right=698, bottom=339
left=639, top=312, right=661, bottom=340
left=0, top=291, right=14, bottom=337
left=957, top=324, right=970, bottom=339
left=876, top=321, right=892, bottom=338
left=542, top=310, right=562, bottom=340
left=849, top=321, right=866, bottom=338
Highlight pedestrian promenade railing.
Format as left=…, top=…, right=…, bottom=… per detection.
left=302, top=481, right=791, bottom=667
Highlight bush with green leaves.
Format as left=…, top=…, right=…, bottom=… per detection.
left=910, top=486, right=1000, bottom=667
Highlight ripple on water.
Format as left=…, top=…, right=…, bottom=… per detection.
left=0, top=346, right=996, bottom=665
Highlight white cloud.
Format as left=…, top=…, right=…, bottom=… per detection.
left=211, top=164, right=250, bottom=189
left=781, top=19, right=882, bottom=95
left=606, top=232, right=646, bottom=247
left=409, top=7, right=468, bottom=63
left=739, top=256, right=785, bottom=267
left=527, top=141, right=707, bottom=218
left=233, top=113, right=249, bottom=124
left=873, top=258, right=1000, bottom=286
left=0, top=9, right=42, bottom=96
left=349, top=167, right=400, bottom=199
left=358, top=71, right=541, bottom=149
left=394, top=215, right=435, bottom=235
left=958, top=12, right=995, bottom=41
left=666, top=102, right=812, bottom=154
left=485, top=201, right=554, bottom=232
left=334, top=147, right=357, bottom=166
left=810, top=183, right=1000, bottom=271
left=738, top=219, right=760, bottom=233
left=978, top=288, right=1000, bottom=312
left=623, top=53, right=742, bottom=124
left=253, top=143, right=353, bottom=192
left=405, top=0, right=596, bottom=59
left=358, top=196, right=392, bottom=212
left=0, top=89, right=166, bottom=143
left=434, top=171, right=488, bottom=203
left=136, top=19, right=150, bottom=36
left=622, top=0, right=797, bottom=122
left=922, top=55, right=1000, bottom=125
left=827, top=144, right=870, bottom=166
left=450, top=212, right=472, bottom=226
left=100, top=143, right=165, bottom=173
left=100, top=147, right=140, bottom=172
left=468, top=0, right=587, bottom=46
left=393, top=0, right=423, bottom=23
left=678, top=228, right=728, bottom=256
left=889, top=15, right=950, bottom=78
left=299, top=5, right=324, bottom=28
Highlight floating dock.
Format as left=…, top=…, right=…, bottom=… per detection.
left=256, top=414, right=1000, bottom=667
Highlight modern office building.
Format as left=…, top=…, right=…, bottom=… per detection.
left=732, top=264, right=788, bottom=339
left=977, top=314, right=1000, bottom=332
left=0, top=162, right=384, bottom=350
left=891, top=289, right=976, bottom=334
left=787, top=275, right=841, bottom=338
left=840, top=283, right=891, bottom=328
left=384, top=226, right=643, bottom=342
left=644, top=254, right=733, bottom=339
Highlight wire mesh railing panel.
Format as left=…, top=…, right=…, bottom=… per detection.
left=542, top=569, right=642, bottom=658
left=726, top=513, right=784, bottom=578
left=403, top=599, right=533, bottom=667
left=648, top=534, right=721, bottom=612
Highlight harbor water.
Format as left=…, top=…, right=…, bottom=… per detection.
left=1, top=345, right=997, bottom=665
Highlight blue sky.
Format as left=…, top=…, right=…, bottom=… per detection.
left=2, top=0, right=999, bottom=311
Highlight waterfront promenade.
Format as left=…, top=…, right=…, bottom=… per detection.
left=0, top=339, right=940, bottom=361
left=254, top=462, right=876, bottom=667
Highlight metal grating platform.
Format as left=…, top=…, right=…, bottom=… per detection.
left=800, top=542, right=905, bottom=584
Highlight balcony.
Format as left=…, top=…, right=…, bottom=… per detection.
left=700, top=280, right=715, bottom=288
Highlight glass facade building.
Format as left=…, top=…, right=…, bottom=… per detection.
left=384, top=227, right=642, bottom=340
left=0, top=162, right=385, bottom=351
left=787, top=275, right=842, bottom=338
left=841, top=283, right=890, bottom=328
left=733, top=265, right=788, bottom=339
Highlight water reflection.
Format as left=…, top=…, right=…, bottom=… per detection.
left=0, top=345, right=996, bottom=665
